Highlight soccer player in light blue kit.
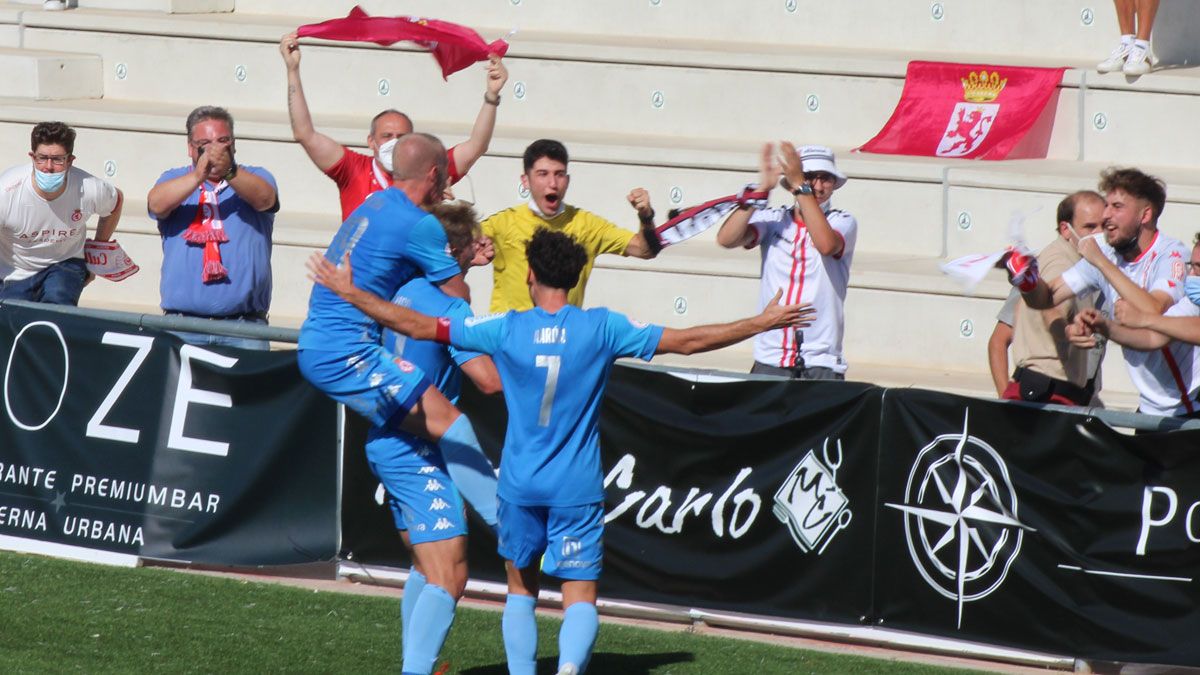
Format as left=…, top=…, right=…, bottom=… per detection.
left=297, top=134, right=497, bottom=675
left=373, top=201, right=502, bottom=670
left=308, top=229, right=814, bottom=675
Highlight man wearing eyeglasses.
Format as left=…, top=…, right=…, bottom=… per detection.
left=717, top=143, right=857, bottom=380
left=147, top=106, right=280, bottom=349
left=0, top=121, right=123, bottom=306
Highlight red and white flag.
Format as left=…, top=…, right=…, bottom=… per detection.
left=858, top=61, right=1066, bottom=160
left=84, top=239, right=139, bottom=282
left=297, top=6, right=509, bottom=79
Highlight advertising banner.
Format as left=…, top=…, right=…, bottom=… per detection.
left=876, top=389, right=1200, bottom=665
left=0, top=304, right=339, bottom=565
left=342, top=368, right=1200, bottom=666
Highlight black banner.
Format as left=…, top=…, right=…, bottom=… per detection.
left=876, top=389, right=1200, bottom=665
left=0, top=304, right=339, bottom=565
left=340, top=366, right=1200, bottom=666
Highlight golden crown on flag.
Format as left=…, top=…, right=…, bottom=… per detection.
left=961, top=70, right=1007, bottom=103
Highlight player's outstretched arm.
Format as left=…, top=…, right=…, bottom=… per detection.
left=656, top=290, right=814, bottom=355
left=306, top=252, right=439, bottom=340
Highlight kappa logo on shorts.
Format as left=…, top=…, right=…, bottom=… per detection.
left=423, top=478, right=445, bottom=492
left=774, top=438, right=853, bottom=555
left=369, top=373, right=384, bottom=387
left=885, top=409, right=1035, bottom=629
left=418, top=466, right=437, bottom=475
left=416, top=446, right=433, bottom=458
left=415, top=523, right=427, bottom=532
left=385, top=384, right=401, bottom=399
left=429, top=498, right=451, bottom=511
left=433, top=517, right=454, bottom=531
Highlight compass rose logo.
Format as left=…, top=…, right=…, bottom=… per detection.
left=886, top=409, right=1035, bottom=628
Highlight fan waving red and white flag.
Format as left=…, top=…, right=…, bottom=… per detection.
left=297, top=6, right=509, bottom=79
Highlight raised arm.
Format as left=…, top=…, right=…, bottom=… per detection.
left=656, top=290, right=814, bottom=355
left=778, top=141, right=841, bottom=257
left=1077, top=235, right=1173, bottom=314
left=307, top=252, right=439, bottom=340
left=281, top=32, right=344, bottom=172
left=94, top=188, right=123, bottom=242
left=450, top=56, right=507, bottom=177
left=212, top=146, right=277, bottom=213
left=1003, top=249, right=1078, bottom=309
left=147, top=161, right=205, bottom=219
left=622, top=187, right=662, bottom=259
left=717, top=143, right=777, bottom=249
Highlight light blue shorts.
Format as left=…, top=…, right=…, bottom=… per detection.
left=297, top=346, right=430, bottom=428
left=370, top=451, right=467, bottom=544
left=498, top=499, right=603, bottom=581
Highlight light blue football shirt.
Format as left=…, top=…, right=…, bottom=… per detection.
left=450, top=305, right=662, bottom=506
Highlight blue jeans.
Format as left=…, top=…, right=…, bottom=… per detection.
left=0, top=258, right=87, bottom=305
left=167, top=315, right=271, bottom=351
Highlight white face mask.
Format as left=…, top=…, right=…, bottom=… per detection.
left=34, top=167, right=65, bottom=192
left=376, top=138, right=398, bottom=173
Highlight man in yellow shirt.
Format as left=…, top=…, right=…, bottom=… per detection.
left=482, top=139, right=661, bottom=311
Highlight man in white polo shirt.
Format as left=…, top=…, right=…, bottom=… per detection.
left=1007, top=167, right=1188, bottom=416
left=717, top=142, right=856, bottom=380
left=0, top=121, right=123, bottom=305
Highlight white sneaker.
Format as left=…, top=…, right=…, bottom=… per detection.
left=556, top=665, right=579, bottom=675
left=43, top=0, right=66, bottom=9
left=1097, top=42, right=1130, bottom=73
left=1123, top=44, right=1152, bottom=75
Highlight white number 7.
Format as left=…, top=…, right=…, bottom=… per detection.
left=535, top=354, right=560, bottom=427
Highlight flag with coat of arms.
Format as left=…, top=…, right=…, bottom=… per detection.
left=857, top=61, right=1066, bottom=160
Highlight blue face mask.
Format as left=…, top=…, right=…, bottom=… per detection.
left=1185, top=276, right=1200, bottom=307
left=34, top=167, right=65, bottom=192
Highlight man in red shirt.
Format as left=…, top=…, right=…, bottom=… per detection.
left=281, top=32, right=507, bottom=221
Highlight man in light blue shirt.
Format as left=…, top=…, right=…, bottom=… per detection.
left=308, top=229, right=813, bottom=675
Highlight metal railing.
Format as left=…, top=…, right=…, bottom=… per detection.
left=0, top=299, right=300, bottom=343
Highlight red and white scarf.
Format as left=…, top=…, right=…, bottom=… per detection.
left=182, top=182, right=229, bottom=283
left=653, top=185, right=770, bottom=247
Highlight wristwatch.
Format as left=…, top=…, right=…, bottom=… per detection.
left=780, top=176, right=813, bottom=197
left=223, top=163, right=238, bottom=182
left=790, top=181, right=813, bottom=197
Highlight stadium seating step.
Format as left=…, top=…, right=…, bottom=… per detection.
left=0, top=46, right=101, bottom=99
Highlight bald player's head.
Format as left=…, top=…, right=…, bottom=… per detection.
left=391, top=133, right=448, bottom=206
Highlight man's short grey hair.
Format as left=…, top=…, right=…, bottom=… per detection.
left=186, top=106, right=235, bottom=140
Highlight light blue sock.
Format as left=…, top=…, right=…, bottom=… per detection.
left=400, top=569, right=427, bottom=664
left=439, top=414, right=499, bottom=529
left=558, top=602, right=599, bottom=673
left=502, top=594, right=538, bottom=675
left=401, top=583, right=456, bottom=675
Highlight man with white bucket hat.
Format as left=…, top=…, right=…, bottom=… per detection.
left=717, top=142, right=857, bottom=380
